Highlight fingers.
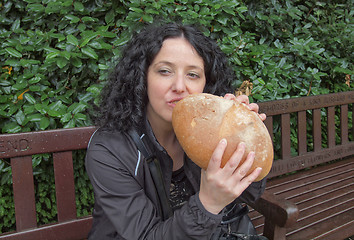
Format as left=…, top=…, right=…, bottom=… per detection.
left=232, top=151, right=262, bottom=195
left=233, top=151, right=255, bottom=181
left=201, top=141, right=262, bottom=214
left=248, top=103, right=267, bottom=121
left=258, top=113, right=267, bottom=121
left=224, top=143, right=261, bottom=184
left=224, top=93, right=250, bottom=105
left=207, top=139, right=262, bottom=182
left=245, top=167, right=263, bottom=183
left=248, top=103, right=259, bottom=112
left=222, top=142, right=245, bottom=177
left=224, top=93, right=237, bottom=101
left=235, top=94, right=249, bottom=105
left=207, top=138, right=227, bottom=173
left=226, top=93, right=267, bottom=122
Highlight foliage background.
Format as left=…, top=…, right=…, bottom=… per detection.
left=0, top=0, right=353, bottom=233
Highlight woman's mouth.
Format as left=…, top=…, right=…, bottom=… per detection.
left=169, top=98, right=183, bottom=107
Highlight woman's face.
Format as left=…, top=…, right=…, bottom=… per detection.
left=146, top=37, right=206, bottom=126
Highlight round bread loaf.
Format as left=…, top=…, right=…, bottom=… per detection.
left=172, top=93, right=273, bottom=181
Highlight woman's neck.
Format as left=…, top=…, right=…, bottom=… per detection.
left=148, top=116, right=184, bottom=171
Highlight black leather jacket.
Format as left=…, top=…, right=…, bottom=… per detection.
left=85, top=121, right=266, bottom=240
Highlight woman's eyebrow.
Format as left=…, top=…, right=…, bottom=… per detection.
left=154, top=61, right=203, bottom=69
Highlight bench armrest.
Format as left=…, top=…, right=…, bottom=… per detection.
left=249, top=190, right=299, bottom=228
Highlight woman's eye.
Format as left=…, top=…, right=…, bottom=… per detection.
left=188, top=72, right=200, bottom=79
left=158, top=69, right=171, bottom=75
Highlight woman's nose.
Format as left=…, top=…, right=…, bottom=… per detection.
left=172, top=74, right=186, bottom=93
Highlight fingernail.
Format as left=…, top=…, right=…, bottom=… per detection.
left=220, top=138, right=227, bottom=145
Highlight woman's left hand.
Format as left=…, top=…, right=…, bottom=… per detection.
left=224, top=93, right=266, bottom=121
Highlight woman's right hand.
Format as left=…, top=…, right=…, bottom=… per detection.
left=198, top=139, right=262, bottom=214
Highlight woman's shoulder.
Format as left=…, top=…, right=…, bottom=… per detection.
left=89, top=128, right=126, bottom=146
left=87, top=128, right=136, bottom=157
left=86, top=128, right=142, bottom=173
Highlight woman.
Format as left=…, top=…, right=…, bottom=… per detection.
left=85, top=22, right=267, bottom=239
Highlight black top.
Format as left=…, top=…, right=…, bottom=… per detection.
left=169, top=167, right=196, bottom=211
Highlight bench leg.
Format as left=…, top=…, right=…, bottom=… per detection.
left=263, top=219, right=287, bottom=240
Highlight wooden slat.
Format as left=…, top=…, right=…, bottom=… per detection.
left=297, top=191, right=353, bottom=218
left=268, top=142, right=354, bottom=177
left=313, top=108, right=322, bottom=152
left=273, top=172, right=352, bottom=202
left=312, top=220, right=354, bottom=240
left=327, top=106, right=336, bottom=148
left=11, top=156, right=37, bottom=231
left=281, top=113, right=291, bottom=159
left=264, top=116, right=274, bottom=143
left=0, top=126, right=96, bottom=158
left=53, top=151, right=77, bottom=222
left=287, top=204, right=354, bottom=240
left=295, top=184, right=354, bottom=212
left=250, top=212, right=264, bottom=232
left=341, top=104, right=349, bottom=144
left=0, top=217, right=92, bottom=240
left=352, top=104, right=354, bottom=139
left=268, top=160, right=353, bottom=196
left=297, top=111, right=307, bottom=155
left=258, top=91, right=354, bottom=116
left=267, top=158, right=353, bottom=187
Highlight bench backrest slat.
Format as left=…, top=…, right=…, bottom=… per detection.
left=313, top=109, right=322, bottom=151
left=297, top=111, right=307, bottom=155
left=327, top=106, right=336, bottom=148
left=341, top=104, right=349, bottom=143
left=352, top=107, right=354, bottom=136
left=264, top=116, right=274, bottom=143
left=11, top=156, right=37, bottom=231
left=281, top=113, right=291, bottom=159
left=53, top=151, right=77, bottom=222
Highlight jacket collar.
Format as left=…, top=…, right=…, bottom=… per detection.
left=142, top=116, right=201, bottom=192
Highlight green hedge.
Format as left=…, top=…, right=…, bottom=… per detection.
left=0, top=0, right=353, bottom=233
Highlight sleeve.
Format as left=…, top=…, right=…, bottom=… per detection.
left=236, top=177, right=267, bottom=204
left=85, top=140, right=223, bottom=240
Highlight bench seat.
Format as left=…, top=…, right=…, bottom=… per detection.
left=250, top=156, right=354, bottom=240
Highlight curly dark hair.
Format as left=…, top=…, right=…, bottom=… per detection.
left=95, top=22, right=235, bottom=132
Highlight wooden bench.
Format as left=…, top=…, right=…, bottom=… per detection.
left=0, top=91, right=353, bottom=240
left=250, top=91, right=354, bottom=240
left=0, top=127, right=96, bottom=240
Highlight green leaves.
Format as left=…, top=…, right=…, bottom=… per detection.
left=67, top=34, right=79, bottom=46
left=81, top=46, right=98, bottom=59
left=24, top=93, right=36, bottom=104
left=5, top=48, right=22, bottom=58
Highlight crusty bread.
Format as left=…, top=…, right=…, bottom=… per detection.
left=172, top=93, right=273, bottom=181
